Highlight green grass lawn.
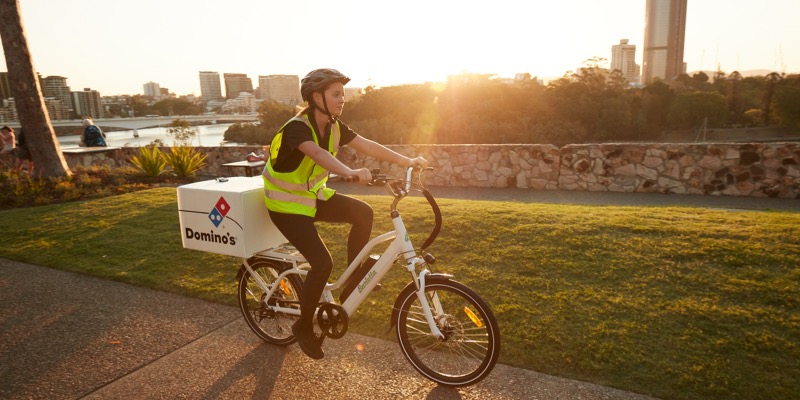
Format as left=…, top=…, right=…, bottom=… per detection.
left=1, top=187, right=798, bottom=400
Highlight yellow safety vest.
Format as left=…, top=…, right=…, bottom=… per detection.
left=262, top=114, right=341, bottom=217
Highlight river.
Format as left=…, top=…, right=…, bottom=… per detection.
left=58, top=124, right=246, bottom=148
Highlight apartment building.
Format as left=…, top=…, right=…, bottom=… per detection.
left=258, top=74, right=301, bottom=106
left=223, top=73, right=253, bottom=99
left=198, top=71, right=223, bottom=101
left=72, top=88, right=104, bottom=118
left=611, top=39, right=641, bottom=85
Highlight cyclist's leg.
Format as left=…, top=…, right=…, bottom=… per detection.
left=315, top=193, right=373, bottom=265
left=268, top=210, right=332, bottom=359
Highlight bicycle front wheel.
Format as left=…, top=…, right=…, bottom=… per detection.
left=395, top=278, right=500, bottom=386
left=237, top=257, right=303, bottom=345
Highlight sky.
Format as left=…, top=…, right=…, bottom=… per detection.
left=2, top=0, right=799, bottom=96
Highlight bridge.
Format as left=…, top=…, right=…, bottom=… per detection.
left=6, top=114, right=259, bottom=131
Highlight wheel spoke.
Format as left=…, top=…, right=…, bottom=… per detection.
left=397, top=280, right=499, bottom=386
left=238, top=259, right=302, bottom=345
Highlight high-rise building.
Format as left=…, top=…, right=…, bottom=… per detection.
left=43, top=97, right=70, bottom=120
left=143, top=81, right=161, bottom=97
left=223, top=73, right=253, bottom=99
left=0, top=98, right=18, bottom=123
left=611, top=39, right=641, bottom=85
left=72, top=88, right=104, bottom=118
left=258, top=75, right=301, bottom=106
left=42, top=76, right=74, bottom=112
left=198, top=71, right=223, bottom=101
left=642, top=0, right=687, bottom=83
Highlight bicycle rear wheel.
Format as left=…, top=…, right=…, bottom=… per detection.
left=237, top=257, right=303, bottom=345
left=394, top=278, right=500, bottom=386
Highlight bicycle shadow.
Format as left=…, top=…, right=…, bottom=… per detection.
left=199, top=342, right=287, bottom=400
left=426, top=385, right=463, bottom=399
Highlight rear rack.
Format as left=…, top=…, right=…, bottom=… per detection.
left=252, top=243, right=308, bottom=268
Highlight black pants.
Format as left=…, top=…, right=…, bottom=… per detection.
left=268, top=193, right=373, bottom=326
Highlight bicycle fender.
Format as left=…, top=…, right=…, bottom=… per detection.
left=389, top=274, right=453, bottom=331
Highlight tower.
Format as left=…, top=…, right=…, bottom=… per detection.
left=143, top=81, right=161, bottom=97
left=198, top=71, right=223, bottom=101
left=642, top=0, right=687, bottom=83
left=72, top=88, right=104, bottom=118
left=258, top=75, right=301, bottom=106
left=42, top=75, right=74, bottom=112
left=611, top=39, right=641, bottom=85
left=223, top=73, right=253, bottom=100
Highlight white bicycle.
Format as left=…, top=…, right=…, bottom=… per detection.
left=235, top=166, right=500, bottom=386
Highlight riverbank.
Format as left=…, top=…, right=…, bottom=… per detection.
left=56, top=123, right=239, bottom=148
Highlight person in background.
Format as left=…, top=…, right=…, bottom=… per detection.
left=13, top=129, right=34, bottom=174
left=262, top=68, right=427, bottom=359
left=1, top=126, right=15, bottom=153
left=80, top=117, right=107, bottom=147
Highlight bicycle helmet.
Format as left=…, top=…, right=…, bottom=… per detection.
left=300, top=68, right=350, bottom=103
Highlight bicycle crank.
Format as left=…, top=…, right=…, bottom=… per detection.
left=316, top=303, right=348, bottom=339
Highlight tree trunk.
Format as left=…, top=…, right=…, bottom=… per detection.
left=0, top=0, right=71, bottom=178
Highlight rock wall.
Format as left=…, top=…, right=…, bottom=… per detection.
left=62, top=142, right=800, bottom=198
left=556, top=142, right=799, bottom=198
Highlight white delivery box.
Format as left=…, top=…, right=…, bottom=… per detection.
left=177, top=177, right=286, bottom=258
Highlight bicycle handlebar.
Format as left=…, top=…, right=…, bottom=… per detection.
left=374, top=166, right=441, bottom=252
left=342, top=166, right=440, bottom=250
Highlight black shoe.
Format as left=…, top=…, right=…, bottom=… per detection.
left=292, top=321, right=324, bottom=360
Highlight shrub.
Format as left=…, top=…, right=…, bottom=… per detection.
left=130, top=146, right=167, bottom=177
left=0, top=165, right=178, bottom=209
left=162, top=146, right=207, bottom=178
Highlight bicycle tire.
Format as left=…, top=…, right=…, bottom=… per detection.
left=394, top=278, right=500, bottom=386
left=237, top=257, right=303, bottom=345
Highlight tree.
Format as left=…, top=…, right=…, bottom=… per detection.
left=773, top=75, right=800, bottom=129
left=762, top=72, right=783, bottom=125
left=151, top=98, right=202, bottom=116
left=257, top=100, right=295, bottom=132
left=0, top=0, right=70, bottom=178
left=668, top=91, right=728, bottom=129
left=165, top=119, right=197, bottom=146
left=222, top=101, right=294, bottom=145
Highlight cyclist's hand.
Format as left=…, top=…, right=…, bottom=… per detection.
left=349, top=168, right=372, bottom=184
left=408, top=156, right=429, bottom=169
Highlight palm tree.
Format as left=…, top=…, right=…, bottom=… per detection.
left=0, top=0, right=71, bottom=178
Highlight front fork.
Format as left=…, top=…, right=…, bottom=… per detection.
left=407, top=259, right=445, bottom=340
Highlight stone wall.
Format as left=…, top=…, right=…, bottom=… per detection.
left=557, top=143, right=799, bottom=197
left=63, top=142, right=800, bottom=198
left=62, top=146, right=264, bottom=177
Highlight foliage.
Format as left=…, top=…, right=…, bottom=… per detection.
left=668, top=91, right=729, bottom=129
left=0, top=189, right=798, bottom=400
left=151, top=98, right=203, bottom=116
left=124, top=95, right=202, bottom=118
left=223, top=100, right=294, bottom=144
left=774, top=77, right=800, bottom=129
left=129, top=145, right=167, bottom=177
left=165, top=118, right=198, bottom=146
left=0, top=165, right=171, bottom=209
left=162, top=146, right=207, bottom=178
left=229, top=66, right=798, bottom=146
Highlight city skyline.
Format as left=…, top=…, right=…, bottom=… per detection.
left=1, top=0, right=798, bottom=96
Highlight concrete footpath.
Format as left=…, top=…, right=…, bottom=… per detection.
left=1, top=188, right=796, bottom=399
left=0, top=259, right=658, bottom=400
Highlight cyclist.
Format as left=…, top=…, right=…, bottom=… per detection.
left=262, top=68, right=427, bottom=359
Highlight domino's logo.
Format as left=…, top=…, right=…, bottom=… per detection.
left=208, top=196, right=231, bottom=228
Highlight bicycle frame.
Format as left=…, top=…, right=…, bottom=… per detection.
left=241, top=166, right=445, bottom=339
